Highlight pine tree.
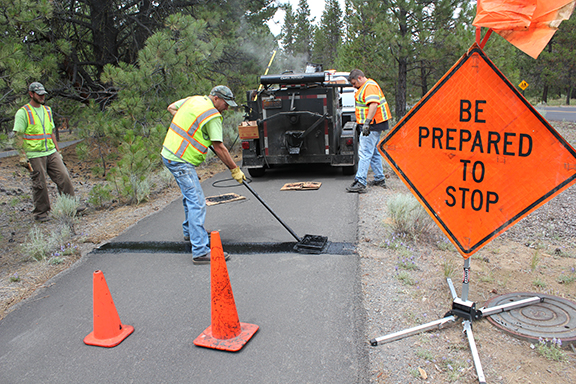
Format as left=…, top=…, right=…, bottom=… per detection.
left=293, top=0, right=314, bottom=59
left=312, top=0, right=343, bottom=68
left=0, top=0, right=59, bottom=134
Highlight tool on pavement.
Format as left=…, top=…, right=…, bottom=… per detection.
left=242, top=180, right=328, bottom=254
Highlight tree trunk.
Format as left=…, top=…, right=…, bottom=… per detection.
left=567, top=86, right=572, bottom=105
left=395, top=7, right=408, bottom=119
left=90, top=0, right=119, bottom=76
left=420, top=61, right=428, bottom=98
left=542, top=85, right=548, bottom=103
left=396, top=57, right=407, bottom=119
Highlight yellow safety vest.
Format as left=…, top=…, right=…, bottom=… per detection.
left=355, top=79, right=391, bottom=124
left=162, top=96, right=221, bottom=166
left=20, top=104, right=56, bottom=153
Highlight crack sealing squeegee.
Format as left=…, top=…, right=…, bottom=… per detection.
left=242, top=180, right=328, bottom=254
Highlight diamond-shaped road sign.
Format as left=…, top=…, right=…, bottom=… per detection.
left=379, top=44, right=576, bottom=258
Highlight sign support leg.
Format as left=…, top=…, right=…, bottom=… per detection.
left=463, top=320, right=486, bottom=384
left=369, top=258, right=542, bottom=383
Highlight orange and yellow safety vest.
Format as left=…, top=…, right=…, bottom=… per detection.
left=162, top=96, right=221, bottom=166
left=20, top=104, right=56, bottom=153
left=354, top=79, right=391, bottom=124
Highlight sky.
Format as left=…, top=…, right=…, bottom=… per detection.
left=267, top=0, right=346, bottom=36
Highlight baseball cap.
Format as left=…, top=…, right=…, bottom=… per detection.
left=210, top=85, right=237, bottom=107
left=29, top=82, right=47, bottom=95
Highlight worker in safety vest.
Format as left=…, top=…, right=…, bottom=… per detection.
left=346, top=69, right=392, bottom=193
left=162, top=85, right=246, bottom=264
left=13, top=82, right=81, bottom=222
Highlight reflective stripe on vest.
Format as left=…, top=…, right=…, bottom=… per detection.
left=163, top=96, right=221, bottom=165
left=21, top=104, right=55, bottom=152
left=355, top=79, right=391, bottom=124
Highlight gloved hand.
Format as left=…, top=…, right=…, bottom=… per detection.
left=19, top=154, right=29, bottom=168
left=230, top=167, right=246, bottom=184
left=362, top=122, right=371, bottom=136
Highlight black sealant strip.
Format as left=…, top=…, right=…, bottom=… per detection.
left=93, top=241, right=356, bottom=255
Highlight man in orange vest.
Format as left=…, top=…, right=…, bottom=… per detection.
left=13, top=82, right=80, bottom=222
left=161, top=85, right=245, bottom=264
left=346, top=69, right=392, bottom=193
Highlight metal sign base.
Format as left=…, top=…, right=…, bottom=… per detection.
left=369, top=258, right=543, bottom=384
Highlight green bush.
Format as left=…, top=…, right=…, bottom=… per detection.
left=386, top=193, right=434, bottom=239
left=107, top=130, right=159, bottom=205
left=51, top=194, right=79, bottom=233
left=88, top=184, right=113, bottom=208
left=21, top=226, right=54, bottom=261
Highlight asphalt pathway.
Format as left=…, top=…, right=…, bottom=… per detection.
left=0, top=165, right=368, bottom=384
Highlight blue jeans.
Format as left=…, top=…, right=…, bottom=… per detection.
left=162, top=157, right=210, bottom=257
left=354, top=131, right=385, bottom=186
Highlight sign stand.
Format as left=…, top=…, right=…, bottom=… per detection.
left=369, top=258, right=543, bottom=384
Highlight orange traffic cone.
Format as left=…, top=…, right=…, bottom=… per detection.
left=194, top=231, right=259, bottom=351
left=84, top=270, right=134, bottom=348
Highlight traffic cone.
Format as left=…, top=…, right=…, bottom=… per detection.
left=194, top=231, right=259, bottom=352
left=84, top=270, right=134, bottom=348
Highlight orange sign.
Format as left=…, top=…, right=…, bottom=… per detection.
left=379, top=44, right=576, bottom=258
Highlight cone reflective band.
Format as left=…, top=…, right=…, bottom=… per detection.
left=84, top=270, right=134, bottom=347
left=378, top=43, right=576, bottom=259
left=194, top=231, right=258, bottom=351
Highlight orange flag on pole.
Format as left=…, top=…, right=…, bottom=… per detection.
left=473, top=0, right=576, bottom=58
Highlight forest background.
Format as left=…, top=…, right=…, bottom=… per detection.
left=1, top=0, right=575, bottom=205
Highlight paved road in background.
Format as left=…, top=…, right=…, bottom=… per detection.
left=536, top=105, right=576, bottom=122
left=0, top=165, right=369, bottom=384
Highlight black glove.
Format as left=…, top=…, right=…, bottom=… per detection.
left=361, top=122, right=371, bottom=136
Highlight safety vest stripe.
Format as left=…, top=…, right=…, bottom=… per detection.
left=44, top=106, right=52, bottom=121
left=169, top=122, right=208, bottom=157
left=22, top=105, right=35, bottom=125
left=169, top=107, right=218, bottom=157
left=364, top=95, right=381, bottom=104
left=23, top=134, right=51, bottom=140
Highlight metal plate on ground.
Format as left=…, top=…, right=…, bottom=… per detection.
left=280, top=182, right=322, bottom=191
left=294, top=235, right=329, bottom=254
left=206, top=193, right=246, bottom=206
left=485, top=292, right=576, bottom=346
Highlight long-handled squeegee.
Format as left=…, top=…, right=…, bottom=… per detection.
left=242, top=180, right=328, bottom=254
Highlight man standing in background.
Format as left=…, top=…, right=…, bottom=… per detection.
left=346, top=69, right=392, bottom=193
left=13, top=82, right=80, bottom=222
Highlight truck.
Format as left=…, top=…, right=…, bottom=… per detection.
left=238, top=69, right=358, bottom=178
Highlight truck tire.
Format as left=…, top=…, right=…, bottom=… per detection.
left=248, top=167, right=266, bottom=177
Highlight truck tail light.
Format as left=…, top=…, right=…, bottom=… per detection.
left=242, top=141, right=251, bottom=150
left=346, top=138, right=353, bottom=146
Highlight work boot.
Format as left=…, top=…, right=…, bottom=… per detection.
left=193, top=251, right=231, bottom=265
left=368, top=179, right=387, bottom=188
left=346, top=180, right=367, bottom=193
left=34, top=213, right=50, bottom=222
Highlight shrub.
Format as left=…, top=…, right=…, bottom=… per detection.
left=88, top=184, right=113, bottom=208
left=21, top=226, right=54, bottom=261
left=51, top=194, right=79, bottom=233
left=535, top=338, right=567, bottom=362
left=386, top=193, right=434, bottom=239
